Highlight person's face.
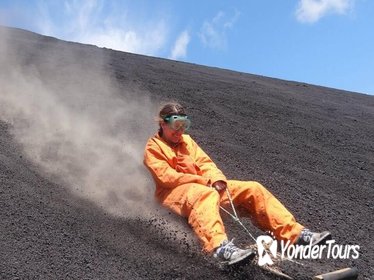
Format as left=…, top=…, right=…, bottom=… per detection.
left=161, top=121, right=185, bottom=145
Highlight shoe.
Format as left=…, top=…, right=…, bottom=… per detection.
left=213, top=239, right=255, bottom=265
left=296, top=228, right=332, bottom=246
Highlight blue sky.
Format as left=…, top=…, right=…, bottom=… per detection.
left=1, top=0, right=373, bottom=95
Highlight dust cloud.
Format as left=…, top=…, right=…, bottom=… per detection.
left=0, top=27, right=161, bottom=218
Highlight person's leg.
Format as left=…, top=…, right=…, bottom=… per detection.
left=221, top=180, right=304, bottom=244
left=157, top=184, right=227, bottom=252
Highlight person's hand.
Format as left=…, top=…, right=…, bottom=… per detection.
left=212, top=180, right=227, bottom=192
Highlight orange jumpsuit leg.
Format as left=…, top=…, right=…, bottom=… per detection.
left=221, top=180, right=304, bottom=244
left=157, top=183, right=227, bottom=253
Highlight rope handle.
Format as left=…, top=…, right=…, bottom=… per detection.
left=219, top=187, right=257, bottom=242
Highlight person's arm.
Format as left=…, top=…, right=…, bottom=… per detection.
left=191, top=138, right=227, bottom=185
left=144, top=140, right=210, bottom=189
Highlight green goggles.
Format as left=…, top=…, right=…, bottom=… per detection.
left=163, top=115, right=191, bottom=131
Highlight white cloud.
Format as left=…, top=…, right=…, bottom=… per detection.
left=199, top=10, right=240, bottom=50
left=34, top=0, right=168, bottom=56
left=169, top=30, right=190, bottom=60
left=295, top=0, right=355, bottom=23
left=63, top=0, right=99, bottom=33
left=80, top=21, right=168, bottom=55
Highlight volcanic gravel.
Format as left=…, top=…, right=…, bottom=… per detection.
left=0, top=26, right=373, bottom=279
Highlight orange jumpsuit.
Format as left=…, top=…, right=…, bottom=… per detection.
left=144, top=133, right=304, bottom=253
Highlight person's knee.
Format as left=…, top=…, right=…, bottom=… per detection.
left=249, top=181, right=271, bottom=198
left=253, top=181, right=266, bottom=190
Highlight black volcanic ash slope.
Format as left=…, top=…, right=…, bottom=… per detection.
left=0, top=26, right=373, bottom=279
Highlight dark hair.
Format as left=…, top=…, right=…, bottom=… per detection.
left=158, top=102, right=186, bottom=135
left=159, top=102, right=186, bottom=119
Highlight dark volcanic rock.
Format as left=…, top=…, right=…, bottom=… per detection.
left=0, top=26, right=373, bottom=279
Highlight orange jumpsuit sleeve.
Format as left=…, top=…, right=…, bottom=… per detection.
left=190, top=138, right=227, bottom=184
left=144, top=139, right=210, bottom=189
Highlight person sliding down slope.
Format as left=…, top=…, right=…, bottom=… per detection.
left=143, top=102, right=331, bottom=265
